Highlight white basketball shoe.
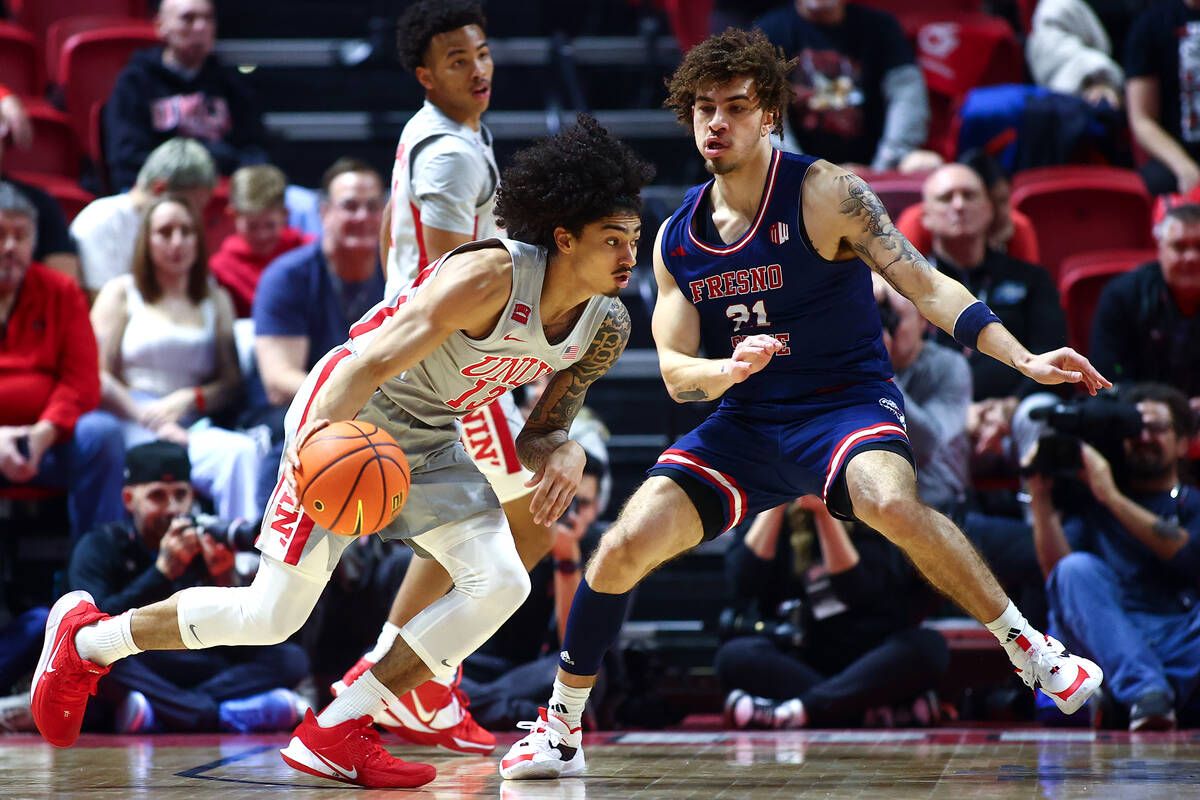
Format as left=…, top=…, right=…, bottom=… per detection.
left=499, top=707, right=584, bottom=780
left=1011, top=631, right=1103, bottom=715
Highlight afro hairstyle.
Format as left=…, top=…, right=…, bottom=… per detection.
left=396, top=0, right=487, bottom=72
left=495, top=114, right=656, bottom=252
left=664, top=28, right=796, bottom=136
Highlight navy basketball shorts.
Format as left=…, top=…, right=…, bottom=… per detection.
left=647, top=380, right=914, bottom=539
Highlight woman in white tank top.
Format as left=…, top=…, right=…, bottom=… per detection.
left=90, top=197, right=262, bottom=522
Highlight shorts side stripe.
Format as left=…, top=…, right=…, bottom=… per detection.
left=823, top=423, right=908, bottom=500
left=298, top=347, right=351, bottom=427
left=485, top=398, right=522, bottom=475
left=285, top=512, right=316, bottom=565
left=657, top=448, right=747, bottom=529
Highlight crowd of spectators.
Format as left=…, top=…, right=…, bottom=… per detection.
left=1, top=0, right=1198, bottom=736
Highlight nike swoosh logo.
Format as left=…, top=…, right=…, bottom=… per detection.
left=45, top=637, right=66, bottom=674
left=503, top=334, right=525, bottom=342
left=189, top=624, right=203, bottom=645
left=314, top=752, right=358, bottom=781
left=409, top=691, right=440, bottom=727
left=441, top=659, right=452, bottom=668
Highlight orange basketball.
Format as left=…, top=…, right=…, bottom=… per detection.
left=295, top=420, right=410, bottom=536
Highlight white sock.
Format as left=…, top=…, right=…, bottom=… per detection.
left=548, top=678, right=591, bottom=729
left=985, top=600, right=1047, bottom=670
left=984, top=600, right=1030, bottom=647
left=775, top=698, right=807, bottom=729
left=74, top=611, right=141, bottom=667
left=364, top=622, right=401, bottom=662
left=318, top=669, right=398, bottom=728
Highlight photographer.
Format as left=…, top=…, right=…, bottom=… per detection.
left=717, top=497, right=948, bottom=729
left=66, top=441, right=310, bottom=734
left=1027, top=384, right=1200, bottom=730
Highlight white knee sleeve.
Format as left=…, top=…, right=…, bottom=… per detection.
left=176, top=554, right=328, bottom=648
left=399, top=509, right=530, bottom=679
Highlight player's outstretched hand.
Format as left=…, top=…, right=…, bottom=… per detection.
left=525, top=440, right=586, bottom=526
left=1018, top=347, right=1111, bottom=396
left=726, top=334, right=784, bottom=383
left=283, top=417, right=331, bottom=497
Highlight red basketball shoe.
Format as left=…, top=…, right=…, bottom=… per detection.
left=330, top=654, right=375, bottom=697
left=280, top=710, right=436, bottom=788
left=31, top=591, right=111, bottom=747
left=379, top=668, right=496, bottom=755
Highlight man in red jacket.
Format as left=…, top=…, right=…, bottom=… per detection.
left=0, top=183, right=125, bottom=538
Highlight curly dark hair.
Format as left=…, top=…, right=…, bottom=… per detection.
left=664, top=28, right=797, bottom=136
left=396, top=0, right=487, bottom=72
left=496, top=115, right=656, bottom=252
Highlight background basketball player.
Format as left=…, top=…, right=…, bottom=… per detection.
left=331, top=0, right=543, bottom=755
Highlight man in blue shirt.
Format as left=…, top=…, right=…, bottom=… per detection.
left=1028, top=383, right=1200, bottom=730
left=248, top=157, right=385, bottom=503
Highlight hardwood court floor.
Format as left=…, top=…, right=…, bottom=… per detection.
left=1, top=728, right=1198, bottom=799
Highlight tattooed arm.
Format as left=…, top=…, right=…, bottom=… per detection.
left=804, top=161, right=1108, bottom=394
left=650, top=221, right=782, bottom=403
left=517, top=299, right=630, bottom=524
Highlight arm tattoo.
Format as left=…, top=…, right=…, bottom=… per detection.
left=677, top=388, right=709, bottom=401
left=836, top=173, right=932, bottom=295
left=516, top=300, right=631, bottom=472
left=1152, top=518, right=1186, bottom=542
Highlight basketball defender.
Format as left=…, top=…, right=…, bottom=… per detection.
left=500, top=30, right=1109, bottom=780
left=332, top=0, right=544, bottom=755
left=31, top=116, right=654, bottom=790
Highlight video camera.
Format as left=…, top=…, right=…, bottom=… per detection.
left=1023, top=394, right=1144, bottom=480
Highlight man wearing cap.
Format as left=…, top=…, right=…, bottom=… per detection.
left=64, top=441, right=312, bottom=734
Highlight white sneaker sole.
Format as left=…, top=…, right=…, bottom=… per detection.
left=31, top=591, right=95, bottom=717
left=280, top=736, right=357, bottom=784
left=500, top=751, right=585, bottom=780
left=1043, top=657, right=1104, bottom=715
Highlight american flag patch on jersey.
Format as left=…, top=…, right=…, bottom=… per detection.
left=563, top=345, right=580, bottom=360
left=769, top=221, right=789, bottom=245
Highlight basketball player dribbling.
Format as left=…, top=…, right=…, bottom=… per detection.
left=330, top=0, right=546, bottom=755
left=500, top=29, right=1110, bottom=780
left=30, top=116, right=655, bottom=789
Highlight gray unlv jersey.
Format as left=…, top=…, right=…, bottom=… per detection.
left=350, top=238, right=613, bottom=431
left=386, top=100, right=500, bottom=296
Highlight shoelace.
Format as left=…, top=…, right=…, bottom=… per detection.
left=451, top=684, right=472, bottom=711
left=516, top=717, right=564, bottom=749
left=351, top=725, right=397, bottom=767
left=1018, top=637, right=1066, bottom=691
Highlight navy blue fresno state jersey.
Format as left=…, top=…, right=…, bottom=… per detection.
left=660, top=150, right=892, bottom=403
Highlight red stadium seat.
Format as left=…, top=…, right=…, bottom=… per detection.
left=15, top=0, right=147, bottom=43
left=860, top=171, right=929, bottom=219
left=2, top=100, right=82, bottom=180
left=1011, top=166, right=1154, bottom=283
left=1057, top=249, right=1155, bottom=354
left=58, top=25, right=161, bottom=146
left=7, top=171, right=96, bottom=224
left=0, top=22, right=40, bottom=96
left=46, top=15, right=152, bottom=85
